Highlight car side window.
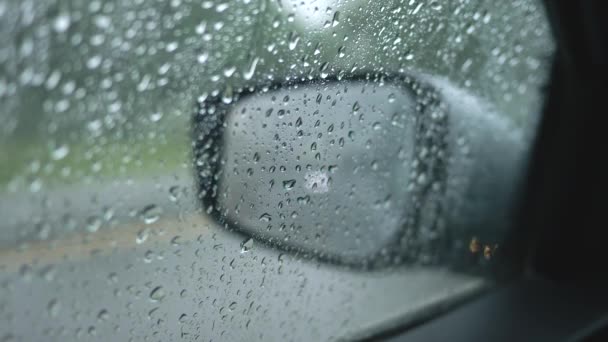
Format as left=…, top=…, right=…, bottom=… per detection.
left=1, top=0, right=553, bottom=341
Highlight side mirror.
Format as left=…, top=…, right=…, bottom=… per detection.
left=193, top=74, right=525, bottom=268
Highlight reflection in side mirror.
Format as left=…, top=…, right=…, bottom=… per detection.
left=193, top=74, right=525, bottom=267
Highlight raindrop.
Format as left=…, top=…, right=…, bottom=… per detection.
left=222, top=85, right=234, bottom=104
left=149, top=286, right=166, bottom=302
left=371, top=161, right=379, bottom=171
left=259, top=213, right=272, bottom=222
left=216, top=3, right=229, bottom=12
left=331, top=11, right=340, bottom=27
left=53, top=13, right=71, bottom=33
left=19, top=264, right=33, bottom=282
left=195, top=21, right=207, bottom=34
left=417, top=172, right=427, bottom=185
left=178, top=314, right=188, bottom=323
left=223, top=66, right=237, bottom=78
left=430, top=1, right=443, bottom=10
left=136, top=228, right=150, bottom=244
left=86, top=216, right=102, bottom=233
left=140, top=205, right=162, bottom=224
left=288, top=33, right=300, bottom=50
left=197, top=52, right=209, bottom=64
left=243, top=57, right=260, bottom=80
left=282, top=179, right=296, bottom=190
left=144, top=250, right=154, bottom=263
left=36, top=222, right=51, bottom=240
left=320, top=62, right=330, bottom=79
left=108, top=272, right=118, bottom=284
left=51, top=145, right=70, bottom=160
left=297, top=196, right=310, bottom=205
left=171, top=235, right=183, bottom=246
left=97, top=309, right=109, bottom=322
left=86, top=55, right=102, bottom=69
left=240, top=237, right=253, bottom=253
left=169, top=186, right=180, bottom=202
left=150, top=112, right=163, bottom=122
left=47, top=299, right=60, bottom=317
left=166, top=41, right=179, bottom=52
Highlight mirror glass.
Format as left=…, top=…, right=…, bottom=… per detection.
left=222, top=81, right=419, bottom=263
left=195, top=76, right=526, bottom=266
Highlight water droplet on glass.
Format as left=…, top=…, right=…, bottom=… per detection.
left=149, top=286, right=166, bottom=302
left=86, top=216, right=102, bottom=233
left=320, top=62, right=330, bottom=79
left=171, top=235, right=183, bottom=246
left=222, top=86, right=234, bottom=104
left=169, top=186, right=180, bottom=202
left=53, top=13, right=71, bottom=33
left=136, top=228, right=150, bottom=244
left=150, top=112, right=163, bottom=122
left=331, top=11, right=340, bottom=27
left=97, top=309, right=109, bottom=322
left=371, top=161, right=379, bottom=171
left=297, top=196, right=310, bottom=205
left=47, top=299, right=60, bottom=317
left=223, top=66, right=237, bottom=78
left=108, top=272, right=118, bottom=284
left=229, top=302, right=238, bottom=311
left=51, top=145, right=70, bottom=160
left=430, top=1, right=443, bottom=10
left=259, top=213, right=271, bottom=222
left=178, top=313, right=188, bottom=323
left=144, top=250, right=154, bottom=263
left=282, top=179, right=296, bottom=190
left=240, top=237, right=253, bottom=253
left=166, top=41, right=179, bottom=52
left=197, top=52, right=209, bottom=64
left=243, top=57, right=260, bottom=80
left=140, top=205, right=162, bottom=224
left=288, top=33, right=300, bottom=50
left=36, top=222, right=51, bottom=240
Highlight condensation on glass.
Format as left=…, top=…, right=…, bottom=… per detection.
left=0, top=0, right=553, bottom=341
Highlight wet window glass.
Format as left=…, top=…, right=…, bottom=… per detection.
left=1, top=0, right=553, bottom=340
